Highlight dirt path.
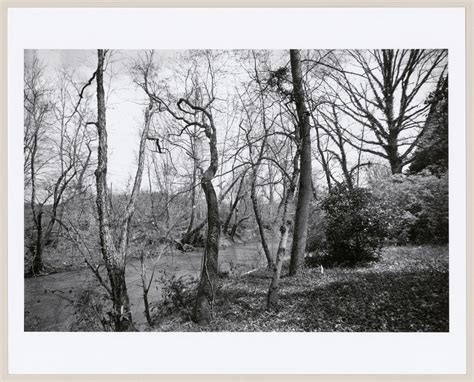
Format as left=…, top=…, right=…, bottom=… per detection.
left=25, top=240, right=277, bottom=331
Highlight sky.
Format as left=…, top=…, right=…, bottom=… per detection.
left=25, top=49, right=291, bottom=192
left=26, top=49, right=163, bottom=191
left=24, top=49, right=444, bottom=194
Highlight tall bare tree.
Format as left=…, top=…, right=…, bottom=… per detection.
left=24, top=52, right=94, bottom=275
left=327, top=49, right=447, bottom=174
left=93, top=49, right=153, bottom=331
left=136, top=50, right=222, bottom=324
left=267, top=146, right=299, bottom=308
left=288, top=49, right=313, bottom=276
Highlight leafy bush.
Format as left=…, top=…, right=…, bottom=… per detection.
left=305, top=201, right=327, bottom=253
left=371, top=173, right=448, bottom=245
left=152, top=273, right=198, bottom=320
left=70, top=287, right=114, bottom=332
left=321, top=183, right=388, bottom=265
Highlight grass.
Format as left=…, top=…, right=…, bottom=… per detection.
left=152, top=245, right=449, bottom=332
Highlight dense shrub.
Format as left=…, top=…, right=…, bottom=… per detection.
left=371, top=173, right=448, bottom=245
left=70, top=287, right=113, bottom=332
left=321, top=184, right=388, bottom=265
left=305, top=201, right=327, bottom=253
left=152, top=273, right=198, bottom=321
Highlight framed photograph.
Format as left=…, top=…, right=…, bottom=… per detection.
left=2, top=3, right=472, bottom=380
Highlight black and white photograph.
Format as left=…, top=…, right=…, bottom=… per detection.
left=23, top=47, right=450, bottom=333
left=6, top=6, right=469, bottom=376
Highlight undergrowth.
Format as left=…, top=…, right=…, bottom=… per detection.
left=152, top=245, right=448, bottom=332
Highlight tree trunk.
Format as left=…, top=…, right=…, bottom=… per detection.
left=289, top=49, right=313, bottom=277
left=223, top=195, right=240, bottom=235
left=29, top=130, right=44, bottom=276
left=223, top=174, right=246, bottom=235
left=108, top=268, right=132, bottom=331
left=193, top=113, right=220, bottom=325
left=31, top=210, right=44, bottom=275
left=316, top=132, right=332, bottom=191
left=230, top=216, right=249, bottom=241
left=185, top=142, right=198, bottom=235
left=95, top=49, right=133, bottom=331
left=311, top=113, right=332, bottom=191
left=140, top=252, right=154, bottom=327
left=180, top=219, right=207, bottom=247
left=267, top=220, right=291, bottom=309
left=194, top=177, right=220, bottom=324
left=253, top=53, right=274, bottom=268
left=267, top=151, right=299, bottom=309
left=250, top=169, right=274, bottom=268
left=387, top=131, right=403, bottom=174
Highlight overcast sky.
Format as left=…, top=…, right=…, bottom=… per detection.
left=26, top=49, right=165, bottom=191
left=25, top=49, right=291, bottom=191
left=25, top=49, right=442, bottom=193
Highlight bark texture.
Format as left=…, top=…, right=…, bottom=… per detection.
left=267, top=151, right=299, bottom=308
left=289, top=49, right=313, bottom=276
left=95, top=49, right=132, bottom=331
left=94, top=50, right=152, bottom=331
left=193, top=108, right=220, bottom=325
left=250, top=169, right=274, bottom=268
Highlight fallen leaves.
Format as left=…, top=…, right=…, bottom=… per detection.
left=154, top=245, right=449, bottom=332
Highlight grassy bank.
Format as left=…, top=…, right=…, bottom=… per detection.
left=152, top=245, right=449, bottom=332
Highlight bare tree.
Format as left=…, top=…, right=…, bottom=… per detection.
left=267, top=146, right=299, bottom=308
left=288, top=49, right=313, bottom=276
left=222, top=170, right=248, bottom=235
left=314, top=104, right=372, bottom=188
left=24, top=52, right=94, bottom=275
left=326, top=49, right=447, bottom=174
left=136, top=50, right=222, bottom=324
left=92, top=49, right=153, bottom=331
left=24, top=52, right=50, bottom=275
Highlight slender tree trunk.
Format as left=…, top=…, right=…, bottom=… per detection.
left=180, top=219, right=207, bottom=247
left=29, top=130, right=45, bottom=275
left=147, top=163, right=160, bottom=232
left=246, top=51, right=274, bottom=268
left=223, top=174, right=246, bottom=234
left=317, top=140, right=332, bottom=191
left=31, top=211, right=44, bottom=275
left=181, top=166, right=242, bottom=247
left=140, top=251, right=154, bottom=327
left=274, top=178, right=286, bottom=221
left=230, top=215, right=249, bottom=240
left=267, top=151, right=299, bottom=309
left=289, top=49, right=313, bottom=276
left=250, top=169, right=274, bottom=268
left=223, top=196, right=240, bottom=235
left=311, top=115, right=332, bottom=191
left=194, top=114, right=220, bottom=325
left=42, top=167, right=77, bottom=247
left=356, top=126, right=366, bottom=187
left=185, top=140, right=198, bottom=234
left=194, top=177, right=220, bottom=324
left=95, top=49, right=133, bottom=331
left=267, top=162, right=274, bottom=206
left=267, top=221, right=291, bottom=308
left=143, top=288, right=152, bottom=326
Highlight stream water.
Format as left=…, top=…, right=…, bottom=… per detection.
left=24, top=239, right=278, bottom=331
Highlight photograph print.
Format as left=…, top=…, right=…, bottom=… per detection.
left=23, top=48, right=449, bottom=332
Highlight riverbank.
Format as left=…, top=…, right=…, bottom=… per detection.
left=152, top=245, right=449, bottom=332
left=24, top=239, right=276, bottom=331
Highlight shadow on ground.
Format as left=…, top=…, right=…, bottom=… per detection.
left=279, top=269, right=449, bottom=332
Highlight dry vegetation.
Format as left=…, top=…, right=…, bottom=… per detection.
left=152, top=245, right=448, bottom=332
